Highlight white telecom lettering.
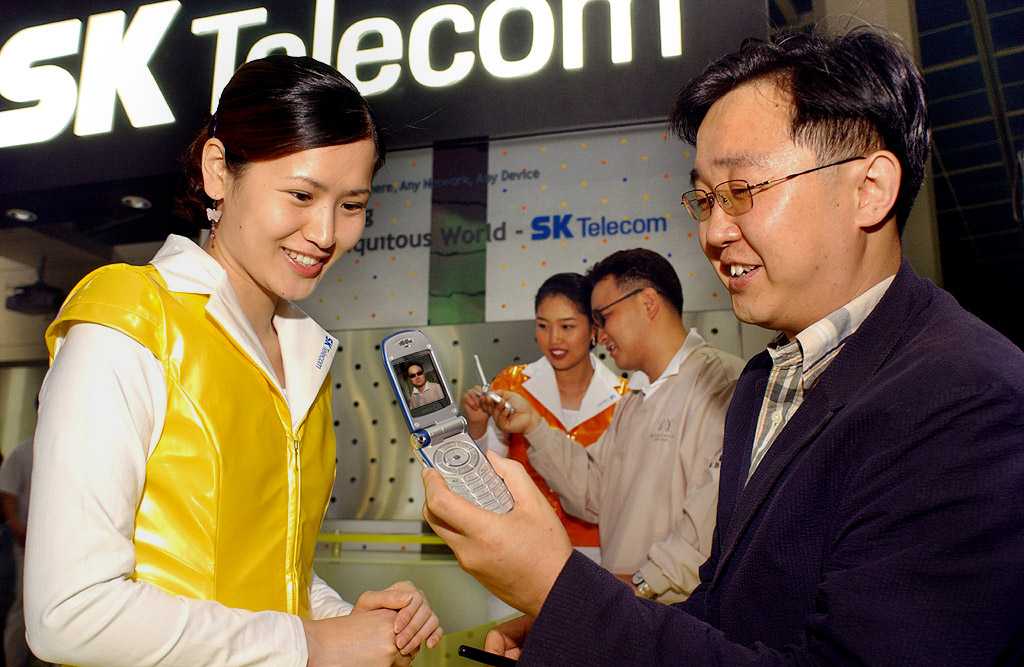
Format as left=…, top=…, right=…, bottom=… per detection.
left=337, top=17, right=404, bottom=97
left=191, top=8, right=268, bottom=114
left=248, top=32, right=307, bottom=60
left=659, top=0, right=682, bottom=58
left=0, top=20, right=81, bottom=148
left=479, top=0, right=555, bottom=79
left=74, top=1, right=180, bottom=136
left=0, top=0, right=688, bottom=148
left=563, top=0, right=633, bottom=70
left=409, top=5, right=476, bottom=88
left=311, top=0, right=335, bottom=64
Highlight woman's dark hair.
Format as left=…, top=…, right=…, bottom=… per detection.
left=587, top=248, right=683, bottom=315
left=178, top=55, right=385, bottom=225
left=535, top=273, right=594, bottom=321
left=670, top=26, right=929, bottom=231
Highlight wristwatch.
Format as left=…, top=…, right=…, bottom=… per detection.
left=631, top=571, right=657, bottom=599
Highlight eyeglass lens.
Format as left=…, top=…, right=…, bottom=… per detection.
left=682, top=181, right=753, bottom=222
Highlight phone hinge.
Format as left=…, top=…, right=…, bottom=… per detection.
left=413, top=416, right=468, bottom=446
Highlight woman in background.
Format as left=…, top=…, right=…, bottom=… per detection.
left=26, top=56, right=440, bottom=667
left=463, top=273, right=628, bottom=562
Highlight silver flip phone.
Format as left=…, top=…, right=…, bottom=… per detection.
left=381, top=329, right=514, bottom=514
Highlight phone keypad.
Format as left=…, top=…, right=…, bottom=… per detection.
left=431, top=439, right=513, bottom=514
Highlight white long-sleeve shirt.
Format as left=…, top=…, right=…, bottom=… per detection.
left=26, top=236, right=351, bottom=667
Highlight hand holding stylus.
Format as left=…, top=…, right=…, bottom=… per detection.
left=472, top=355, right=516, bottom=415
left=478, top=391, right=539, bottom=434
left=461, top=386, right=491, bottom=440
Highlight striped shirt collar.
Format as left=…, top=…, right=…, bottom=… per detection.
left=748, top=274, right=896, bottom=479
left=767, top=275, right=896, bottom=387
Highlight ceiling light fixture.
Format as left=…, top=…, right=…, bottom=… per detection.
left=120, top=195, right=152, bottom=210
left=5, top=208, right=38, bottom=223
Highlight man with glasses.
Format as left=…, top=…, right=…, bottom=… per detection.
left=479, top=248, right=742, bottom=604
left=406, top=362, right=443, bottom=410
left=423, top=26, right=1024, bottom=665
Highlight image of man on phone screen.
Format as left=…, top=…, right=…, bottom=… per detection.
left=406, top=362, right=444, bottom=410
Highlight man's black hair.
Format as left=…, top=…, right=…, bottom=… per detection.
left=587, top=248, right=683, bottom=315
left=670, top=27, right=930, bottom=231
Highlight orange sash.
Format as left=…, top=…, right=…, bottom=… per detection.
left=492, top=363, right=628, bottom=547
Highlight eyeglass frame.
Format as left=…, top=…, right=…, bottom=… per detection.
left=680, top=155, right=867, bottom=223
left=592, top=288, right=646, bottom=328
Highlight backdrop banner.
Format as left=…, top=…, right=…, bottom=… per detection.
left=485, top=123, right=726, bottom=322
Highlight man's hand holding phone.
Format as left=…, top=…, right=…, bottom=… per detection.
left=422, top=451, right=572, bottom=617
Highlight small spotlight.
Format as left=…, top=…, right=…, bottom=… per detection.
left=5, top=208, right=38, bottom=223
left=120, top=195, right=152, bottom=210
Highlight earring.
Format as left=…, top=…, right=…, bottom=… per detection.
left=206, top=202, right=222, bottom=241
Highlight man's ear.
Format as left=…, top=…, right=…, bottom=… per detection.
left=641, top=287, right=661, bottom=321
left=201, top=138, right=229, bottom=201
left=854, top=149, right=901, bottom=230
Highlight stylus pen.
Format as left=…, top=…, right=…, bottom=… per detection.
left=458, top=644, right=518, bottom=666
left=473, top=354, right=490, bottom=390
left=473, top=355, right=515, bottom=415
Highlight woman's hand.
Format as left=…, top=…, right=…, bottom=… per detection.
left=461, top=386, right=491, bottom=440
left=302, top=609, right=398, bottom=667
left=482, top=391, right=540, bottom=435
left=355, top=581, right=443, bottom=658
left=483, top=614, right=534, bottom=660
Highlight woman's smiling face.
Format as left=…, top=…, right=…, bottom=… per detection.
left=206, top=138, right=377, bottom=303
left=535, top=294, right=593, bottom=372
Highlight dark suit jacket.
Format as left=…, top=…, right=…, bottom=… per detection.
left=521, top=262, right=1024, bottom=665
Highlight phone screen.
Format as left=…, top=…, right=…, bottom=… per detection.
left=391, top=350, right=452, bottom=418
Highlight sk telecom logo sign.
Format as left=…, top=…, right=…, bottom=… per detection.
left=0, top=0, right=687, bottom=149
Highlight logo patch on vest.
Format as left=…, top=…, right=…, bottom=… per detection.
left=649, top=416, right=676, bottom=443
left=315, top=336, right=335, bottom=370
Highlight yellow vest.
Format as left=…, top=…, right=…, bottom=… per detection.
left=45, top=264, right=335, bottom=618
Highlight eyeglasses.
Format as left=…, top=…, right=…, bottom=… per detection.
left=680, top=156, right=866, bottom=223
left=592, top=288, right=644, bottom=328
left=407, top=370, right=424, bottom=378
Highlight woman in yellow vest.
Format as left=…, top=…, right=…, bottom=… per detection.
left=463, top=274, right=629, bottom=562
left=25, top=56, right=440, bottom=667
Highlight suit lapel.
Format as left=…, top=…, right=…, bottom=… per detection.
left=715, top=391, right=837, bottom=579
left=711, top=259, right=929, bottom=581
left=714, top=354, right=769, bottom=546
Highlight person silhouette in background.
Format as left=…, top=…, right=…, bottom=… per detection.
left=0, top=438, right=32, bottom=667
